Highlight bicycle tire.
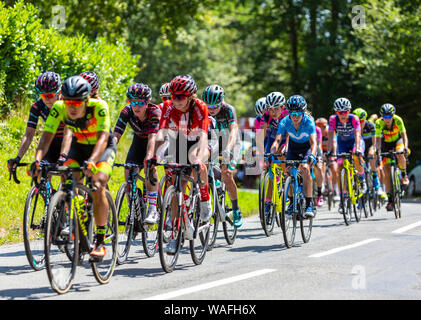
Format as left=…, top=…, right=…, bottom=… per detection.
left=258, top=171, right=265, bottom=219
left=392, top=167, right=402, bottom=219
left=299, top=194, right=313, bottom=243
left=339, top=168, right=352, bottom=226
left=260, top=172, right=276, bottom=237
left=115, top=183, right=134, bottom=264
left=189, top=194, right=211, bottom=265
left=207, top=180, right=219, bottom=251
left=142, top=187, right=159, bottom=258
left=353, top=175, right=362, bottom=223
left=44, top=191, right=79, bottom=294
left=23, top=185, right=47, bottom=271
left=158, top=186, right=183, bottom=273
left=281, top=177, right=297, bottom=248
left=222, top=186, right=237, bottom=245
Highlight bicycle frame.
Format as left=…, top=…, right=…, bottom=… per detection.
left=336, top=153, right=362, bottom=205
left=279, top=160, right=307, bottom=215
left=264, top=154, right=286, bottom=213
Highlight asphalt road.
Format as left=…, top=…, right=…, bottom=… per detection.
left=1, top=201, right=421, bottom=301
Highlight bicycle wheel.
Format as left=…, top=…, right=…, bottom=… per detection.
left=353, top=176, right=362, bottom=223
left=365, top=172, right=374, bottom=217
left=392, top=167, right=402, bottom=219
left=339, top=168, right=352, bottom=226
left=44, top=191, right=79, bottom=294
left=115, top=183, right=134, bottom=264
left=280, top=177, right=297, bottom=248
left=23, top=185, right=47, bottom=271
left=207, top=180, right=219, bottom=251
left=258, top=171, right=266, bottom=221
left=91, top=190, right=118, bottom=285
left=298, top=194, right=313, bottom=243
left=142, top=195, right=159, bottom=259
left=190, top=194, right=211, bottom=265
left=158, top=186, right=183, bottom=273
left=260, top=173, right=276, bottom=237
left=325, top=171, right=333, bottom=211
left=222, top=187, right=237, bottom=245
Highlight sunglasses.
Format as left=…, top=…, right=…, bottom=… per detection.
left=290, top=112, right=303, bottom=118
left=383, top=115, right=393, bottom=119
left=129, top=100, right=147, bottom=107
left=171, top=94, right=190, bottom=101
left=207, top=103, right=222, bottom=110
left=336, top=111, right=350, bottom=115
left=41, top=93, right=58, bottom=99
left=64, top=100, right=85, bottom=108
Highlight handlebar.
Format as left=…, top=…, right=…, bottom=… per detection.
left=8, top=162, right=29, bottom=184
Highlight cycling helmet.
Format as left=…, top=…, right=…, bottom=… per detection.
left=35, top=72, right=61, bottom=94
left=79, top=71, right=100, bottom=91
left=169, top=75, right=197, bottom=96
left=159, top=82, right=171, bottom=97
left=202, top=84, right=225, bottom=105
left=61, top=76, right=91, bottom=100
left=353, top=108, right=368, bottom=120
left=265, top=92, right=286, bottom=108
left=285, top=95, right=307, bottom=112
left=255, top=97, right=266, bottom=116
left=379, top=103, right=396, bottom=116
left=333, top=97, right=352, bottom=111
left=315, top=117, right=328, bottom=128
left=126, top=83, right=152, bottom=100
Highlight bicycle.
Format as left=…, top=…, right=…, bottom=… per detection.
left=378, top=151, right=407, bottom=219
left=114, top=163, right=159, bottom=264
left=207, top=159, right=237, bottom=249
left=322, top=157, right=335, bottom=211
left=330, top=153, right=365, bottom=226
left=260, top=153, right=284, bottom=237
left=364, top=156, right=378, bottom=217
left=155, top=162, right=211, bottom=273
left=279, top=159, right=315, bottom=248
left=43, top=165, right=118, bottom=294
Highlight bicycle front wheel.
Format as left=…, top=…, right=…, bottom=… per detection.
left=44, top=191, right=79, bottom=294
left=115, top=183, right=134, bottom=265
left=158, top=186, right=183, bottom=273
left=392, top=167, right=402, bottom=219
left=207, top=180, right=220, bottom=251
left=281, top=177, right=297, bottom=248
left=222, top=187, right=237, bottom=245
left=340, top=168, right=352, bottom=225
left=299, top=195, right=313, bottom=243
left=260, top=172, right=276, bottom=237
left=190, top=195, right=211, bottom=265
left=91, top=190, right=118, bottom=285
left=23, top=185, right=47, bottom=271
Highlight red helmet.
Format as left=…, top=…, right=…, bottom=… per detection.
left=79, top=71, right=100, bottom=91
left=315, top=117, right=328, bottom=128
left=169, top=75, right=197, bottom=96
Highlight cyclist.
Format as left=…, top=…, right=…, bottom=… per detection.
left=315, top=117, right=340, bottom=201
left=368, top=114, right=378, bottom=124
left=8, top=72, right=64, bottom=173
left=202, top=84, right=243, bottom=228
left=253, top=97, right=267, bottom=172
left=262, top=92, right=288, bottom=216
left=158, top=82, right=171, bottom=110
left=353, top=107, right=387, bottom=199
left=113, top=83, right=161, bottom=225
left=375, top=104, right=409, bottom=211
left=154, top=75, right=212, bottom=254
left=29, top=76, right=117, bottom=260
left=80, top=71, right=101, bottom=100
left=314, top=124, right=325, bottom=206
left=328, top=98, right=367, bottom=200
left=270, top=95, right=318, bottom=217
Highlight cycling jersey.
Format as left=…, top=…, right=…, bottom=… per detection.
left=316, top=126, right=322, bottom=145
left=277, top=114, right=316, bottom=144
left=114, top=103, right=161, bottom=139
left=254, top=115, right=264, bottom=130
left=375, top=115, right=406, bottom=143
left=159, top=99, right=209, bottom=138
left=28, top=99, right=65, bottom=139
left=328, top=114, right=360, bottom=142
left=361, top=120, right=375, bottom=152
left=45, top=99, right=111, bottom=145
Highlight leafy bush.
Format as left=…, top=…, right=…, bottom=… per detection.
left=0, top=0, right=139, bottom=117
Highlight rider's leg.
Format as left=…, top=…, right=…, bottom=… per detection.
left=301, top=163, right=314, bottom=216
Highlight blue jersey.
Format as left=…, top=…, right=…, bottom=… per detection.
left=277, top=114, right=316, bottom=144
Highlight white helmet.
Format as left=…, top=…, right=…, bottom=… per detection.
left=265, top=92, right=286, bottom=108
left=333, top=97, right=352, bottom=111
left=254, top=97, right=266, bottom=116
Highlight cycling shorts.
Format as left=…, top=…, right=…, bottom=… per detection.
left=43, top=137, right=62, bottom=164
left=286, top=141, right=312, bottom=161
left=337, top=139, right=365, bottom=166
left=64, top=137, right=117, bottom=177
left=381, top=138, right=404, bottom=165
left=126, top=135, right=148, bottom=165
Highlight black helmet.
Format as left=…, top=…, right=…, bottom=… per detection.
left=202, top=84, right=225, bottom=105
left=61, top=76, right=91, bottom=100
left=379, top=103, right=396, bottom=116
left=35, top=72, right=62, bottom=94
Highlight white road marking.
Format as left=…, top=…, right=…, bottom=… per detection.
left=143, top=269, right=277, bottom=300
left=309, top=238, right=381, bottom=258
left=391, top=220, right=421, bottom=234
